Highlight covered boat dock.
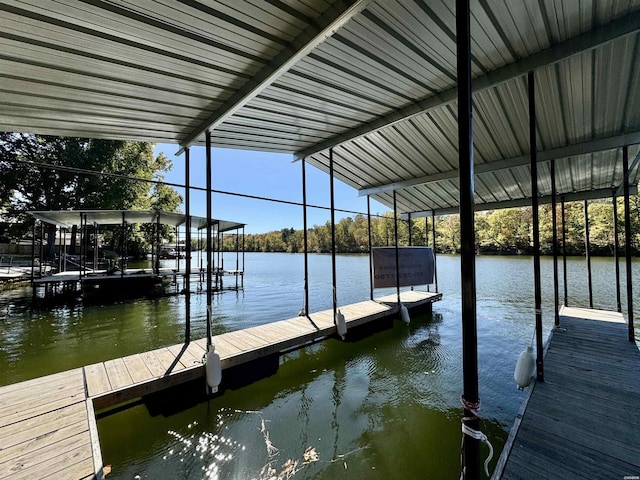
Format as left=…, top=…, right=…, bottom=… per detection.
left=1, top=1, right=639, bottom=479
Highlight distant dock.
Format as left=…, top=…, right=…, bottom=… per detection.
left=0, top=290, right=440, bottom=479
left=493, top=306, right=640, bottom=479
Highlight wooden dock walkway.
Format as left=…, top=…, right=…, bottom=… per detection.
left=494, top=306, right=640, bottom=480
left=0, top=290, right=441, bottom=479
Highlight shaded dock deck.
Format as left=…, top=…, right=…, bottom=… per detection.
left=0, top=290, right=440, bottom=479
left=494, top=306, right=640, bottom=479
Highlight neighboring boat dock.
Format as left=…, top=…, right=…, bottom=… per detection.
left=493, top=306, right=640, bottom=479
left=0, top=290, right=440, bottom=479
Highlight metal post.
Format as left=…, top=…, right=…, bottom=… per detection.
left=551, top=159, right=560, bottom=326
left=613, top=190, right=621, bottom=313
left=39, top=221, right=44, bottom=278
left=156, top=213, right=161, bottom=275
left=426, top=216, right=430, bottom=292
left=79, top=213, right=83, bottom=280
left=432, top=210, right=438, bottom=293
left=584, top=199, right=593, bottom=309
left=242, top=226, right=245, bottom=289
left=31, top=218, right=36, bottom=297
left=58, top=227, right=62, bottom=273
left=623, top=146, right=635, bottom=341
left=205, top=130, right=213, bottom=348
left=235, top=229, right=239, bottom=290
left=176, top=226, right=180, bottom=272
left=407, top=212, right=412, bottom=246
left=561, top=197, right=567, bottom=306
left=529, top=71, right=544, bottom=382
left=62, top=227, right=66, bottom=272
left=302, top=158, right=309, bottom=315
left=393, top=190, right=401, bottom=305
left=367, top=195, right=374, bottom=301
left=185, top=147, right=191, bottom=343
left=329, top=148, right=338, bottom=321
left=457, top=0, right=480, bottom=475
left=121, top=212, right=126, bottom=279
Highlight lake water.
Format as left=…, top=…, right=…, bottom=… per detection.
left=0, top=253, right=638, bottom=479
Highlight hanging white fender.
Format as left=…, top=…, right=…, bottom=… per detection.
left=336, top=309, right=347, bottom=340
left=206, top=344, right=222, bottom=392
left=514, top=345, right=535, bottom=390
left=400, top=303, right=410, bottom=324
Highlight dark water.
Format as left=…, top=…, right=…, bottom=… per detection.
left=0, top=253, right=638, bottom=479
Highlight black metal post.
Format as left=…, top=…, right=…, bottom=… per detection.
left=551, top=159, right=560, bottom=326
left=623, top=146, right=635, bottom=341
left=329, top=148, right=338, bottom=321
left=235, top=230, right=239, bottom=290
left=393, top=191, right=400, bottom=305
left=529, top=71, right=544, bottom=382
left=79, top=213, right=83, bottom=280
left=205, top=131, right=213, bottom=348
left=457, top=0, right=480, bottom=475
left=407, top=212, right=412, bottom=246
left=31, top=218, right=36, bottom=297
left=121, top=212, right=126, bottom=279
left=241, top=226, right=245, bottom=289
left=367, top=195, right=374, bottom=301
left=185, top=148, right=191, bottom=343
left=426, top=216, right=430, bottom=292
left=613, top=190, right=621, bottom=313
left=584, top=199, right=593, bottom=308
left=157, top=214, right=162, bottom=275
left=302, top=158, right=309, bottom=315
left=561, top=197, right=567, bottom=306
left=432, top=210, right=438, bottom=293
left=39, top=222, right=44, bottom=278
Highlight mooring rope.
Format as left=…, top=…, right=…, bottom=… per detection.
left=459, top=396, right=494, bottom=479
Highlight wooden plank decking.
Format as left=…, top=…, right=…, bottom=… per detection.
left=494, top=306, right=640, bottom=480
left=0, top=290, right=441, bottom=479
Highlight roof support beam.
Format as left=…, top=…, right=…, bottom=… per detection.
left=359, top=130, right=640, bottom=196
left=178, top=0, right=372, bottom=152
left=296, top=11, right=640, bottom=160
left=403, top=185, right=638, bottom=218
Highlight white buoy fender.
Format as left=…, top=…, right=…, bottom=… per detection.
left=400, top=303, right=410, bottom=324
left=336, top=309, right=347, bottom=340
left=513, top=345, right=535, bottom=390
left=206, top=344, right=222, bottom=393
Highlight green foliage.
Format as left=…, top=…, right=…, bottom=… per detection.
left=220, top=199, right=640, bottom=256
left=0, top=134, right=182, bottom=259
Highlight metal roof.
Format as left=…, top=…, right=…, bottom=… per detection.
left=3, top=1, right=640, bottom=214
left=30, top=210, right=245, bottom=232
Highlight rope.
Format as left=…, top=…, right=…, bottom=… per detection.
left=461, top=423, right=494, bottom=478
left=459, top=396, right=493, bottom=478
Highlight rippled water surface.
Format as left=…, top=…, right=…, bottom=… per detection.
left=1, top=253, right=638, bottom=479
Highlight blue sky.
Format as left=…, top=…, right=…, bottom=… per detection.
left=154, top=144, right=389, bottom=234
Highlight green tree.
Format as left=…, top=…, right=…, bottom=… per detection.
left=0, top=134, right=181, bottom=259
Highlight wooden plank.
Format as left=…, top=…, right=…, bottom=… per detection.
left=0, top=402, right=86, bottom=450
left=0, top=377, right=83, bottom=417
left=103, top=358, right=134, bottom=390
left=138, top=350, right=166, bottom=378
left=497, top=307, right=640, bottom=479
left=166, top=343, right=202, bottom=369
left=85, top=398, right=102, bottom=480
left=84, top=363, right=111, bottom=397
left=0, top=416, right=88, bottom=465
left=3, top=441, right=93, bottom=480
left=0, top=391, right=86, bottom=429
left=148, top=347, right=181, bottom=373
left=0, top=368, right=83, bottom=401
left=121, top=354, right=155, bottom=384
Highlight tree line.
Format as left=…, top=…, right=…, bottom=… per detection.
left=219, top=198, right=640, bottom=256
